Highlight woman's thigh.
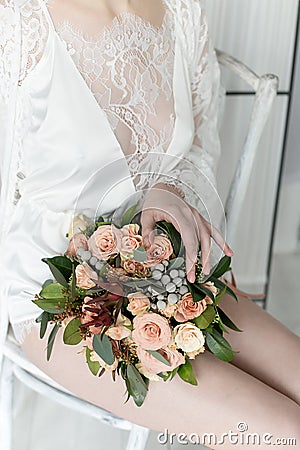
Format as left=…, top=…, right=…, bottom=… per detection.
left=217, top=292, right=300, bottom=406
left=21, top=326, right=300, bottom=449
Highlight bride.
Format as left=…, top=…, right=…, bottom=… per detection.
left=1, top=0, right=300, bottom=447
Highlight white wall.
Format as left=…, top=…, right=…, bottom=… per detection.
left=205, top=0, right=299, bottom=291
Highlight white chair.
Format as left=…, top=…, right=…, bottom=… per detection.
left=0, top=50, right=279, bottom=450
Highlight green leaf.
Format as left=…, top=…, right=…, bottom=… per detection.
left=177, top=359, right=198, bottom=385
left=121, top=204, right=137, bottom=227
left=133, top=247, right=147, bottom=262
left=63, top=318, right=82, bottom=345
left=71, top=263, right=77, bottom=299
left=210, top=256, right=231, bottom=279
left=86, top=347, right=101, bottom=376
left=126, top=364, right=148, bottom=407
left=42, top=257, right=71, bottom=287
left=193, top=305, right=216, bottom=329
left=156, top=221, right=182, bottom=256
left=168, top=257, right=184, bottom=270
left=218, top=308, right=243, bottom=332
left=187, top=281, right=206, bottom=302
left=42, top=279, right=53, bottom=289
left=210, top=277, right=238, bottom=302
left=205, top=329, right=234, bottom=362
left=193, top=283, right=215, bottom=303
left=33, top=283, right=66, bottom=314
left=146, top=350, right=171, bottom=367
left=214, top=286, right=227, bottom=305
left=93, top=333, right=114, bottom=365
left=33, top=299, right=66, bottom=314
left=46, top=323, right=60, bottom=361
left=40, top=311, right=49, bottom=339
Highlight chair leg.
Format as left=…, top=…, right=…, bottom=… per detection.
left=0, top=357, right=14, bottom=450
left=126, top=423, right=150, bottom=450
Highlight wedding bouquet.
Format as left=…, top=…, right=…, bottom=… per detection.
left=33, top=205, right=242, bottom=406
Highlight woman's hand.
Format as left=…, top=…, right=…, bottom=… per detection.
left=141, top=183, right=233, bottom=283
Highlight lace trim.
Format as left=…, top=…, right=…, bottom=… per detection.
left=11, top=317, right=38, bottom=344
left=55, top=8, right=176, bottom=191
left=18, top=0, right=49, bottom=85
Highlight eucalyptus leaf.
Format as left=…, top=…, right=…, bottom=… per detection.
left=86, top=347, right=100, bottom=376
left=46, top=323, right=60, bottom=361
left=71, top=263, right=77, bottom=299
left=121, top=204, right=137, bottom=227
left=133, top=247, right=147, bottom=262
left=93, top=333, right=114, bottom=365
left=63, top=318, right=82, bottom=345
left=146, top=350, right=171, bottom=367
left=40, top=311, right=49, bottom=339
left=168, top=257, right=184, bottom=270
left=126, top=364, right=148, bottom=407
left=33, top=298, right=66, bottom=314
left=218, top=308, right=243, bottom=332
left=193, top=305, right=216, bottom=329
left=42, top=279, right=53, bottom=289
left=177, top=359, right=198, bottom=385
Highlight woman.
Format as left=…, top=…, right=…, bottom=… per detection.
left=0, top=0, right=300, bottom=448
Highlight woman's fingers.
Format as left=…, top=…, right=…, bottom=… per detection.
left=140, top=209, right=157, bottom=249
left=210, top=226, right=234, bottom=256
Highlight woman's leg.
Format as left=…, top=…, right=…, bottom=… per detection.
left=217, top=292, right=300, bottom=406
left=21, top=326, right=300, bottom=449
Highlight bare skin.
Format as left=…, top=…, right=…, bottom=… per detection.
left=21, top=1, right=300, bottom=448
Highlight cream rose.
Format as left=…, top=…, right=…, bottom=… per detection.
left=174, top=322, right=205, bottom=353
left=136, top=346, right=185, bottom=375
left=90, top=351, right=118, bottom=372
left=174, top=294, right=207, bottom=323
left=75, top=263, right=97, bottom=289
left=132, top=313, right=172, bottom=350
left=68, top=214, right=90, bottom=239
left=66, top=232, right=88, bottom=257
left=144, top=234, right=173, bottom=267
left=119, top=225, right=143, bottom=259
left=127, top=292, right=150, bottom=316
left=105, top=313, right=131, bottom=340
left=203, top=281, right=218, bottom=304
left=88, top=224, right=120, bottom=260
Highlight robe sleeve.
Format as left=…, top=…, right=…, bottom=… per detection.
left=156, top=0, right=225, bottom=226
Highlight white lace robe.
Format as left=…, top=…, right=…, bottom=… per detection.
left=0, top=0, right=225, bottom=347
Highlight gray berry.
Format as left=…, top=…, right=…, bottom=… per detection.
left=173, top=277, right=182, bottom=287
left=168, top=293, right=179, bottom=304
left=170, top=269, right=179, bottom=279
left=152, top=270, right=162, bottom=280
left=154, top=263, right=165, bottom=272
left=178, top=269, right=185, bottom=278
left=157, top=294, right=165, bottom=301
left=161, top=274, right=171, bottom=285
left=157, top=300, right=167, bottom=310
left=82, top=250, right=92, bottom=261
left=179, top=285, right=189, bottom=295
left=76, top=247, right=85, bottom=257
left=162, top=260, right=169, bottom=267
left=95, top=261, right=104, bottom=271
left=89, top=256, right=98, bottom=266
left=166, top=282, right=176, bottom=293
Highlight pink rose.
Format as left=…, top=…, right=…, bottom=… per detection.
left=66, top=233, right=88, bottom=257
left=119, top=224, right=143, bottom=259
left=75, top=263, right=98, bottom=289
left=144, top=234, right=173, bottom=267
left=132, top=313, right=171, bottom=350
left=88, top=225, right=120, bottom=260
left=174, top=293, right=207, bottom=323
left=136, top=346, right=185, bottom=375
left=122, top=259, right=150, bottom=277
left=127, top=292, right=150, bottom=316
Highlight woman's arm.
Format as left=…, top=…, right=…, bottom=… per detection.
left=141, top=0, right=230, bottom=282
